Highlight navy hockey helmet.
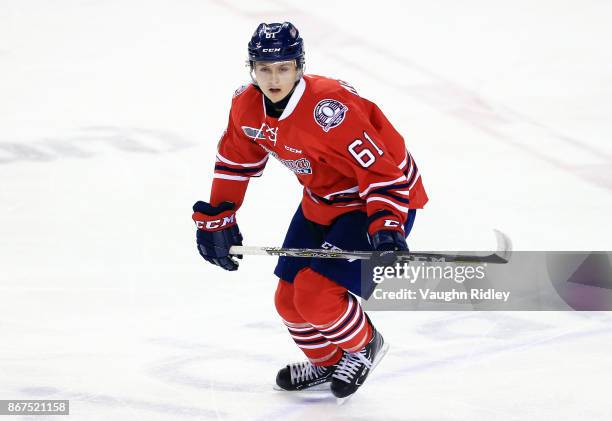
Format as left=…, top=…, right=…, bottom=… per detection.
left=247, top=22, right=305, bottom=66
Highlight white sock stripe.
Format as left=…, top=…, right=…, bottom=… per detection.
left=297, top=341, right=334, bottom=350
left=282, top=320, right=310, bottom=327
left=344, top=331, right=370, bottom=353
left=322, top=306, right=364, bottom=339
left=330, top=314, right=367, bottom=345
left=309, top=349, right=340, bottom=364
left=290, top=332, right=325, bottom=340
left=313, top=295, right=355, bottom=331
left=282, top=320, right=314, bottom=330
left=284, top=324, right=314, bottom=332
left=287, top=327, right=317, bottom=335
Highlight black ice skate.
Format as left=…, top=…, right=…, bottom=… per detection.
left=330, top=324, right=389, bottom=404
left=275, top=360, right=336, bottom=391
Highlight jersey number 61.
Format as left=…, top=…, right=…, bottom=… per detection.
left=348, top=131, right=384, bottom=168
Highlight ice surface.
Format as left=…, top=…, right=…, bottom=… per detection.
left=1, top=1, right=611, bottom=420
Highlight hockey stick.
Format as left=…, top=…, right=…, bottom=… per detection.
left=229, top=230, right=512, bottom=264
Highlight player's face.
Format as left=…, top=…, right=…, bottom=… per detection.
left=253, top=61, right=299, bottom=103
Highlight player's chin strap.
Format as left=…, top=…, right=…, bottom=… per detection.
left=229, top=230, right=512, bottom=264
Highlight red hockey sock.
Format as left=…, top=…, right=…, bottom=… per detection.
left=274, top=279, right=343, bottom=366
left=293, top=268, right=373, bottom=353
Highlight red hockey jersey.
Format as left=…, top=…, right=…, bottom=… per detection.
left=210, top=75, right=428, bottom=234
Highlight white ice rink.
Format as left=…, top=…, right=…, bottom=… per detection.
left=1, top=1, right=612, bottom=419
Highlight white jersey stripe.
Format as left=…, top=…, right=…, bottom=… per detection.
left=216, top=152, right=269, bottom=168
left=407, top=172, right=421, bottom=190
left=213, top=173, right=249, bottom=181
left=359, top=175, right=407, bottom=197
left=398, top=150, right=408, bottom=169
left=405, top=159, right=414, bottom=182
left=305, top=188, right=320, bottom=204
left=367, top=196, right=410, bottom=213
left=322, top=185, right=360, bottom=200
left=335, top=202, right=364, bottom=208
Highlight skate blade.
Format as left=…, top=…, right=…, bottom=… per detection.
left=336, top=343, right=390, bottom=406
left=273, top=382, right=330, bottom=392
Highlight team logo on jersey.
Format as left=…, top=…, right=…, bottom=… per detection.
left=314, top=99, right=348, bottom=132
left=233, top=84, right=248, bottom=97
left=259, top=145, right=312, bottom=175
left=242, top=126, right=266, bottom=140
left=262, top=124, right=278, bottom=145
left=242, top=123, right=278, bottom=145
left=281, top=157, right=311, bottom=174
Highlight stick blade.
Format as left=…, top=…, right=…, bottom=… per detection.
left=493, top=229, right=513, bottom=263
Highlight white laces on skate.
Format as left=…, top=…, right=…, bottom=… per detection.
left=289, top=361, right=328, bottom=384
left=332, top=350, right=372, bottom=384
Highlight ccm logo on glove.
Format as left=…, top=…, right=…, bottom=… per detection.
left=383, top=219, right=403, bottom=230
left=194, top=214, right=236, bottom=231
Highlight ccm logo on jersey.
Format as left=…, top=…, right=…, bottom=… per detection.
left=284, top=145, right=302, bottom=154
left=262, top=48, right=281, bottom=52
left=195, top=214, right=236, bottom=231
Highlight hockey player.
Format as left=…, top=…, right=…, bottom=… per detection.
left=192, top=22, right=428, bottom=401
